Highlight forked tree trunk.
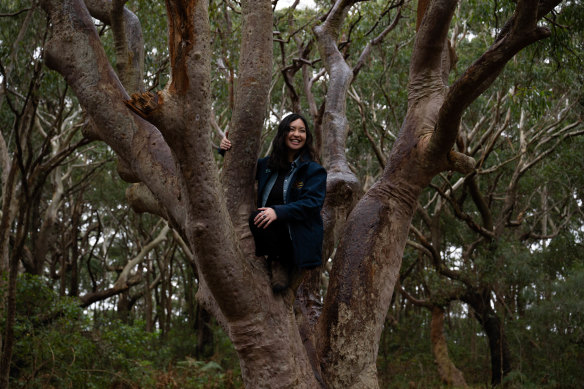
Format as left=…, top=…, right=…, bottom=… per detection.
left=40, top=0, right=318, bottom=386
left=37, top=0, right=563, bottom=387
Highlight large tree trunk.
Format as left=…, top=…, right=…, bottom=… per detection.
left=315, top=0, right=558, bottom=386
left=37, top=0, right=563, bottom=387
left=40, top=0, right=318, bottom=386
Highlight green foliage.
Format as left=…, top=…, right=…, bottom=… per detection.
left=5, top=274, right=242, bottom=388
left=506, top=256, right=584, bottom=388
left=378, top=309, right=443, bottom=387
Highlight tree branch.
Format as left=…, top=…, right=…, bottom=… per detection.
left=409, top=0, right=457, bottom=82
left=353, top=4, right=402, bottom=78
left=41, top=0, right=187, bottom=230
left=431, top=0, right=561, bottom=161
left=114, top=224, right=170, bottom=289
left=84, top=0, right=144, bottom=92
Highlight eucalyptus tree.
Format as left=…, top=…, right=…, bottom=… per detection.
left=0, top=2, right=181, bottom=383
left=400, top=85, right=582, bottom=384
left=396, top=6, right=583, bottom=382
left=7, top=0, right=569, bottom=387
left=0, top=3, right=99, bottom=379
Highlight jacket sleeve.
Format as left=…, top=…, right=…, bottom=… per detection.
left=272, top=163, right=327, bottom=221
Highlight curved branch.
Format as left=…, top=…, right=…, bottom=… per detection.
left=79, top=275, right=141, bottom=307
left=353, top=4, right=402, bottom=80
left=41, top=0, right=187, bottom=228
left=430, top=183, right=495, bottom=240
left=399, top=285, right=432, bottom=308
left=84, top=0, right=144, bottom=92
left=446, top=150, right=475, bottom=174
left=114, top=225, right=170, bottom=289
left=126, top=183, right=170, bottom=220
left=314, top=0, right=362, bottom=264
left=430, top=0, right=560, bottom=160
left=465, top=174, right=494, bottom=231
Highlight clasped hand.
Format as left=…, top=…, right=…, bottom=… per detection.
left=254, top=207, right=277, bottom=229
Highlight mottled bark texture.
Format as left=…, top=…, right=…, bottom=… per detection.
left=315, top=0, right=560, bottom=387
left=39, top=0, right=562, bottom=386
left=40, top=0, right=318, bottom=387
left=84, top=0, right=145, bottom=92
left=221, top=0, right=273, bottom=256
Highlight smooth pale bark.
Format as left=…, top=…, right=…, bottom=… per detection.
left=314, top=0, right=361, bottom=263
left=114, top=225, right=170, bottom=289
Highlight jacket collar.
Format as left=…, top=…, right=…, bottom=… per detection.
left=291, top=151, right=311, bottom=168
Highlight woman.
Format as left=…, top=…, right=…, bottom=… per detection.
left=220, top=113, right=327, bottom=292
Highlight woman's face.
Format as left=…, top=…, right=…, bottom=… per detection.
left=285, top=118, right=307, bottom=153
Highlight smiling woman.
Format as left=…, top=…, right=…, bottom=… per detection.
left=285, top=119, right=307, bottom=157
left=220, top=113, right=327, bottom=293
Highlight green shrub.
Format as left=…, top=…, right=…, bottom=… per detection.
left=4, top=274, right=242, bottom=388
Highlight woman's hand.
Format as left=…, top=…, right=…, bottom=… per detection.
left=254, top=207, right=277, bottom=229
left=220, top=133, right=232, bottom=151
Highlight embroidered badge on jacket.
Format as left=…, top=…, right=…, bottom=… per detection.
left=295, top=181, right=304, bottom=189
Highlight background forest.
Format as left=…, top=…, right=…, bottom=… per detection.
left=1, top=0, right=583, bottom=387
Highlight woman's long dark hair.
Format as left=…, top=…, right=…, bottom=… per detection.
left=268, top=113, right=316, bottom=170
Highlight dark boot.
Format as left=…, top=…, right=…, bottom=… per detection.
left=289, top=266, right=304, bottom=292
left=269, top=258, right=292, bottom=293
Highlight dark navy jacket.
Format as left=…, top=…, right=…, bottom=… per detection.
left=256, top=155, right=327, bottom=268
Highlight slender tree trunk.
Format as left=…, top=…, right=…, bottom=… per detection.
left=195, top=306, right=214, bottom=358
left=0, top=205, right=28, bottom=387
left=118, top=291, right=131, bottom=322
left=463, top=291, right=512, bottom=386
left=69, top=200, right=82, bottom=297
left=430, top=306, right=468, bottom=387
left=145, top=267, right=154, bottom=332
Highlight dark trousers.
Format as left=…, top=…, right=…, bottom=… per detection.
left=248, top=211, right=294, bottom=263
